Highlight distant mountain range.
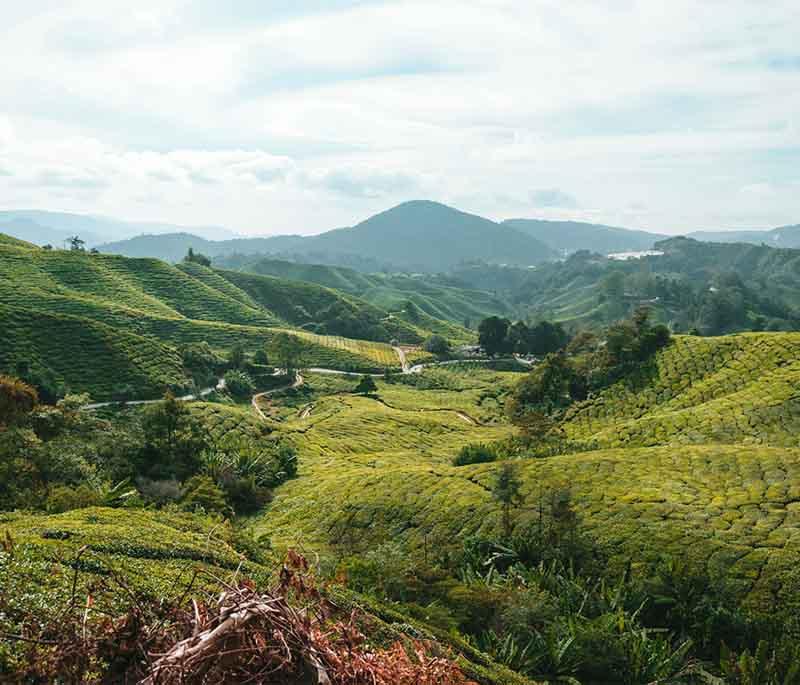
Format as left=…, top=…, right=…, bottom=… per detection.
left=4, top=202, right=798, bottom=272
left=0, top=210, right=238, bottom=247
left=100, top=201, right=559, bottom=272
left=687, top=225, right=800, bottom=248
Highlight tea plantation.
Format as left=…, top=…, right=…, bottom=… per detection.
left=255, top=351, right=800, bottom=620
left=0, top=238, right=473, bottom=397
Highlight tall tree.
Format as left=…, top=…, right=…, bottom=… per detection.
left=478, top=316, right=511, bottom=356
left=273, top=333, right=304, bottom=374
left=493, top=462, right=523, bottom=539
left=67, top=236, right=85, bottom=252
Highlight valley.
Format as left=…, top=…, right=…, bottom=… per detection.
left=4, top=225, right=800, bottom=683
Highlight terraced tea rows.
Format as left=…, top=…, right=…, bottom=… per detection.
left=0, top=304, right=187, bottom=399
left=254, top=356, right=800, bottom=618
left=562, top=333, right=800, bottom=448
left=0, top=239, right=469, bottom=396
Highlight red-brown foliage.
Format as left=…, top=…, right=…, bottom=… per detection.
left=1, top=551, right=475, bottom=684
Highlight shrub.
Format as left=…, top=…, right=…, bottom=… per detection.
left=354, top=375, right=378, bottom=395
left=223, top=370, right=255, bottom=399
left=181, top=475, right=229, bottom=516
left=452, top=442, right=498, bottom=466
left=423, top=335, right=451, bottom=357
left=45, top=484, right=103, bottom=513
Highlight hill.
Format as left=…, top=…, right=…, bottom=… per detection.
left=0, top=240, right=467, bottom=399
left=218, top=255, right=514, bottom=327
left=688, top=224, right=800, bottom=248
left=302, top=200, right=556, bottom=271
left=259, top=334, right=800, bottom=616
left=99, top=201, right=558, bottom=272
left=459, top=236, right=800, bottom=333
left=503, top=218, right=666, bottom=255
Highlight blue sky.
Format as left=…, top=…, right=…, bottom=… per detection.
left=0, top=0, right=798, bottom=235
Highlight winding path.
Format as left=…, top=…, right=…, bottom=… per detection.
left=81, top=347, right=532, bottom=417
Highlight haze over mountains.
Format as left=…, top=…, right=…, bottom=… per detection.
left=4, top=201, right=799, bottom=273
left=0, top=210, right=238, bottom=248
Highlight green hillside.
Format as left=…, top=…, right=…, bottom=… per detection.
left=0, top=303, right=188, bottom=399
left=562, top=333, right=800, bottom=449
left=220, top=255, right=512, bottom=328
left=482, top=238, right=800, bottom=333
left=0, top=241, right=477, bottom=398
left=255, top=335, right=800, bottom=618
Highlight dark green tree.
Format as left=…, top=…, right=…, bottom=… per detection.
left=273, top=333, right=304, bottom=373
left=478, top=316, right=511, bottom=356
left=139, top=393, right=207, bottom=479
left=67, top=235, right=85, bottom=251
left=183, top=247, right=212, bottom=267
left=354, top=375, right=378, bottom=395
left=493, top=462, right=523, bottom=539
left=423, top=334, right=450, bottom=357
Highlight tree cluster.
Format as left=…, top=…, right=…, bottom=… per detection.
left=478, top=316, right=569, bottom=357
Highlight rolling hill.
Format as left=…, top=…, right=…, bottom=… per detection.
left=503, top=218, right=666, bottom=255
left=98, top=201, right=558, bottom=272
left=218, top=255, right=514, bottom=327
left=259, top=334, right=800, bottom=616
left=0, top=237, right=468, bottom=399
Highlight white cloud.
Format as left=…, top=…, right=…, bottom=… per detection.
left=0, top=0, right=798, bottom=233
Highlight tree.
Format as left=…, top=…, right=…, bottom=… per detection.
left=423, top=335, right=450, bottom=357
left=0, top=375, right=38, bottom=426
left=253, top=349, right=269, bottom=366
left=354, top=375, right=378, bottom=395
left=493, top=462, right=523, bottom=539
left=528, top=320, right=569, bottom=356
left=139, top=393, right=207, bottom=479
left=478, top=316, right=511, bottom=356
left=273, top=333, right=304, bottom=373
left=183, top=247, right=212, bottom=267
left=228, top=344, right=246, bottom=370
left=67, top=236, right=85, bottom=252
left=224, top=370, right=255, bottom=399
left=506, top=353, right=575, bottom=417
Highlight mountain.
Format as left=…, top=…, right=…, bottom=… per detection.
left=0, top=209, right=239, bottom=247
left=301, top=200, right=557, bottom=271
left=688, top=224, right=800, bottom=248
left=503, top=218, right=667, bottom=255
left=99, top=201, right=558, bottom=271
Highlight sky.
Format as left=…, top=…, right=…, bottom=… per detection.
left=0, top=0, right=798, bottom=236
